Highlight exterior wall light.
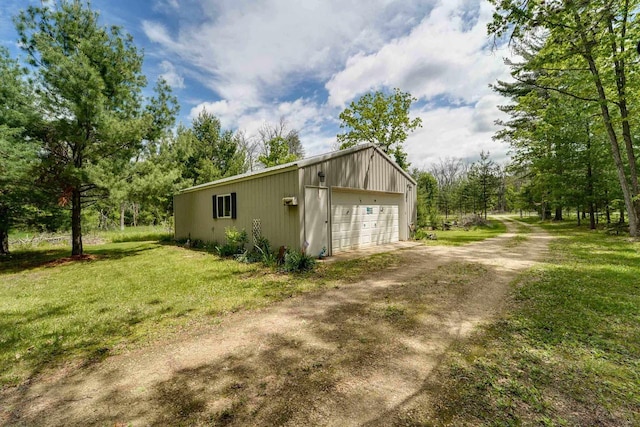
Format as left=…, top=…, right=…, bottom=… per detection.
left=318, top=171, right=326, bottom=185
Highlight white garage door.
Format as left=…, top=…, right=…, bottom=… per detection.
left=331, top=191, right=401, bottom=253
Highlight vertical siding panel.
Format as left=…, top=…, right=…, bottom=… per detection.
left=175, top=170, right=300, bottom=249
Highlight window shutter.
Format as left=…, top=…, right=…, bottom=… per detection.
left=212, top=195, right=217, bottom=218
left=231, top=192, right=237, bottom=219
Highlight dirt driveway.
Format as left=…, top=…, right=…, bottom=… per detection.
left=2, top=218, right=551, bottom=426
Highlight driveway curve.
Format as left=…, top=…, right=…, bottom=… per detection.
left=2, top=218, right=551, bottom=426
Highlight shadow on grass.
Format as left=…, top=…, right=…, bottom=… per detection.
left=0, top=243, right=160, bottom=275
left=5, top=250, right=632, bottom=426
left=2, top=259, right=491, bottom=426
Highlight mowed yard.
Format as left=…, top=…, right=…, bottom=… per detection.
left=0, top=229, right=403, bottom=387
left=1, top=220, right=639, bottom=425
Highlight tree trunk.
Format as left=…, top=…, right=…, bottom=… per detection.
left=0, top=206, right=9, bottom=255
left=575, top=12, right=639, bottom=236
left=606, top=8, right=640, bottom=225
left=589, top=203, right=596, bottom=230
left=120, top=203, right=125, bottom=231
left=577, top=208, right=581, bottom=226
left=71, top=188, right=83, bottom=256
left=0, top=229, right=8, bottom=255
left=620, top=208, right=625, bottom=224
left=554, top=207, right=563, bottom=221
left=133, top=203, right=138, bottom=227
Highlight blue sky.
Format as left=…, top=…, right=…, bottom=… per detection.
left=0, top=0, right=513, bottom=168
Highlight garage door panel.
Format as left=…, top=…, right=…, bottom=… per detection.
left=331, top=191, right=402, bottom=253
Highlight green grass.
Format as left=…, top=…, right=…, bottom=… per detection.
left=412, top=220, right=640, bottom=426
left=8, top=225, right=174, bottom=250
left=91, top=225, right=174, bottom=243
left=0, top=241, right=399, bottom=386
left=419, top=219, right=507, bottom=246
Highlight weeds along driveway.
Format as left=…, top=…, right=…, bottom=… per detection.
left=2, top=218, right=552, bottom=426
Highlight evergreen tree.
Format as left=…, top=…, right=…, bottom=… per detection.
left=15, top=1, right=150, bottom=255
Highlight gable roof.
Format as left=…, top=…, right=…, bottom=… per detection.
left=179, top=143, right=416, bottom=193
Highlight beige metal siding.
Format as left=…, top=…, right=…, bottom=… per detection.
left=301, top=146, right=417, bottom=237
left=174, top=170, right=300, bottom=249
left=302, top=147, right=405, bottom=193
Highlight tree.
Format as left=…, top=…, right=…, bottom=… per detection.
left=337, top=88, right=422, bottom=170
left=235, top=129, right=260, bottom=172
left=429, top=157, right=464, bottom=219
left=255, top=118, right=303, bottom=168
left=0, top=47, right=64, bottom=254
left=92, top=77, right=180, bottom=230
left=0, top=49, right=39, bottom=254
left=469, top=151, right=500, bottom=220
left=15, top=1, right=150, bottom=255
left=258, top=136, right=298, bottom=167
left=174, top=110, right=247, bottom=186
left=493, top=51, right=621, bottom=225
left=412, top=170, right=439, bottom=228
left=258, top=117, right=304, bottom=159
left=489, top=0, right=640, bottom=236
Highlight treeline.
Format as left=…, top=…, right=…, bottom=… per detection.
left=414, top=0, right=640, bottom=235
left=413, top=151, right=510, bottom=228
left=414, top=145, right=627, bottom=230
left=487, top=0, right=640, bottom=236
left=0, top=1, right=302, bottom=255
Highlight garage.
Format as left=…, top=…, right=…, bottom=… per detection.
left=331, top=189, right=402, bottom=253
left=176, top=142, right=416, bottom=258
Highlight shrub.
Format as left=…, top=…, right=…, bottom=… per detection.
left=216, top=227, right=248, bottom=257
left=283, top=249, right=316, bottom=273
left=235, top=236, right=277, bottom=267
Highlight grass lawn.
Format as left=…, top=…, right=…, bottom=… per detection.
left=414, top=219, right=640, bottom=425
left=8, top=225, right=174, bottom=248
left=419, top=219, right=507, bottom=246
left=0, top=239, right=399, bottom=386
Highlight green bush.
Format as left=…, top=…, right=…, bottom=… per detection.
left=283, top=249, right=316, bottom=273
left=216, top=227, right=248, bottom=257
left=236, top=236, right=277, bottom=267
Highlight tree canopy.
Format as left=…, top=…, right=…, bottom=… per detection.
left=489, top=0, right=640, bottom=236
left=337, top=88, right=422, bottom=170
left=14, top=0, right=154, bottom=255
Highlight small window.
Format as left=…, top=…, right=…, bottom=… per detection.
left=213, top=193, right=237, bottom=219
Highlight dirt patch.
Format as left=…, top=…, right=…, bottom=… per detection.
left=1, top=218, right=551, bottom=426
left=44, top=254, right=101, bottom=267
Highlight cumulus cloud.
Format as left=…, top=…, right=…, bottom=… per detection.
left=141, top=0, right=513, bottom=167
left=405, top=99, right=510, bottom=169
left=326, top=0, right=508, bottom=107
left=142, top=0, right=436, bottom=101
left=158, top=60, right=185, bottom=89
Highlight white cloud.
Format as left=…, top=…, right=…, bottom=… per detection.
left=142, top=0, right=435, bottom=102
left=158, top=60, right=185, bottom=89
left=405, top=95, right=510, bottom=169
left=326, top=0, right=508, bottom=107
left=142, top=0, right=513, bottom=167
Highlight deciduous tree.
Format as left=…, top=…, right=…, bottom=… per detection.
left=489, top=0, right=640, bottom=236
left=337, top=88, right=422, bottom=170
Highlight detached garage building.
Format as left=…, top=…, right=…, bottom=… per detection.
left=174, top=143, right=417, bottom=257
